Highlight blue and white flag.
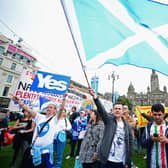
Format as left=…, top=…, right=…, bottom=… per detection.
left=30, top=70, right=71, bottom=95
left=39, top=96, right=54, bottom=111
left=61, top=0, right=168, bottom=76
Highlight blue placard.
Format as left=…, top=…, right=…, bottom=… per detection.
left=30, top=70, right=71, bottom=95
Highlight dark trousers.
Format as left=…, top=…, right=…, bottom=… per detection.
left=0, top=132, right=4, bottom=150
left=12, top=134, right=22, bottom=166
left=21, top=151, right=52, bottom=168
left=104, top=161, right=124, bottom=168
left=70, top=139, right=82, bottom=157
left=83, top=161, right=102, bottom=168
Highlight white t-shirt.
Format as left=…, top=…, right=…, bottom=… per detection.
left=108, top=121, right=125, bottom=163
left=32, top=113, right=58, bottom=148
left=54, top=117, right=72, bottom=139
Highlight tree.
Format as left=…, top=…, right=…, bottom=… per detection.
left=118, top=96, right=132, bottom=111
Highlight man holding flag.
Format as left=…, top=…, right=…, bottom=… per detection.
left=88, top=88, right=133, bottom=168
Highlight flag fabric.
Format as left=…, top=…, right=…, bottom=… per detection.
left=61, top=0, right=168, bottom=76
left=39, top=96, right=54, bottom=111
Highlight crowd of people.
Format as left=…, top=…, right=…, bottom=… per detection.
left=0, top=88, right=168, bottom=168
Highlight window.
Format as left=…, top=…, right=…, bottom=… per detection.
left=2, top=87, right=9, bottom=96
left=23, top=56, right=29, bottom=63
left=11, top=63, right=16, bottom=70
left=6, top=75, right=13, bottom=83
left=14, top=53, right=21, bottom=60
left=0, top=58, right=3, bottom=65
left=0, top=46, right=5, bottom=55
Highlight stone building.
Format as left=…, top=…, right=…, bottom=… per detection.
left=127, top=70, right=168, bottom=110
left=0, top=33, right=38, bottom=108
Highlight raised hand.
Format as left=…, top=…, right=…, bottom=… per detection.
left=11, top=95, right=20, bottom=103
left=88, top=88, right=96, bottom=98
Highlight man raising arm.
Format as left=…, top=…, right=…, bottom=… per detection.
left=88, top=88, right=133, bottom=168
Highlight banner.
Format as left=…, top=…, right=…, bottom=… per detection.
left=135, top=106, right=168, bottom=128
left=9, top=70, right=84, bottom=112
left=91, top=76, right=99, bottom=96
left=82, top=99, right=95, bottom=110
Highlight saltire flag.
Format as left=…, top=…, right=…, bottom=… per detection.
left=39, top=96, right=55, bottom=111
left=61, top=0, right=168, bottom=76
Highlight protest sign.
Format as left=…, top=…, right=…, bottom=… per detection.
left=9, top=70, right=84, bottom=112
left=30, top=70, right=71, bottom=95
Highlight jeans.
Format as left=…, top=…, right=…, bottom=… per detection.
left=54, top=139, right=66, bottom=168
left=35, top=153, right=53, bottom=168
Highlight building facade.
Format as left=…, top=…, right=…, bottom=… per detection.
left=0, top=34, right=38, bottom=108
left=127, top=70, right=168, bottom=110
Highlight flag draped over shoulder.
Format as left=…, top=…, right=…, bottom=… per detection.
left=61, top=0, right=168, bottom=75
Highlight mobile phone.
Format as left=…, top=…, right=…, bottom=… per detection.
left=153, top=133, right=159, bottom=137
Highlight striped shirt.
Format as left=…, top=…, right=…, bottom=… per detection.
left=150, top=122, right=167, bottom=168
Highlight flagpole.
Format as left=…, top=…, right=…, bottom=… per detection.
left=60, top=0, right=91, bottom=88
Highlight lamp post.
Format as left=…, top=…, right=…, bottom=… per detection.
left=108, top=71, right=119, bottom=104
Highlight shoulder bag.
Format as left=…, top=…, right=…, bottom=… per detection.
left=20, top=116, right=54, bottom=168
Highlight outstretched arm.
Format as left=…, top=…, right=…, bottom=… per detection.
left=12, top=96, right=37, bottom=118
left=137, top=106, right=153, bottom=122
left=88, top=88, right=109, bottom=124
left=57, top=92, right=68, bottom=120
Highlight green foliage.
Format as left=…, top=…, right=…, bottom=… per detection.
left=118, top=96, right=132, bottom=110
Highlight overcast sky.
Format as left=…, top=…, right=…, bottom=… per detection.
left=1, top=0, right=168, bottom=96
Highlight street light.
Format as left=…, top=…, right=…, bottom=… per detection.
left=108, top=71, right=119, bottom=105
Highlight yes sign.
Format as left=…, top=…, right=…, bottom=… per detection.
left=30, top=71, right=71, bottom=95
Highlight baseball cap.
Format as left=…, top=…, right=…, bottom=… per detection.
left=80, top=111, right=85, bottom=114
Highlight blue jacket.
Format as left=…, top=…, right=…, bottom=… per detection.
left=71, top=116, right=87, bottom=140
left=141, top=121, right=168, bottom=168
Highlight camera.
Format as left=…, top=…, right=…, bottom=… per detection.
left=153, top=133, right=159, bottom=137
